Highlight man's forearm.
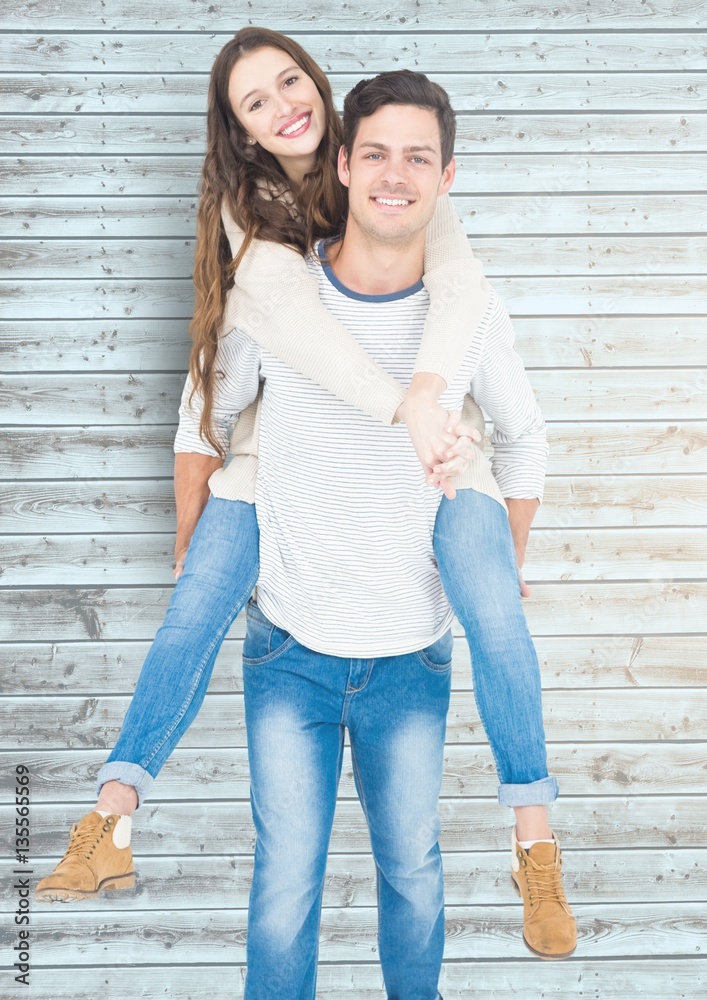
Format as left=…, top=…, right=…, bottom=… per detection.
left=174, top=452, right=224, bottom=553
left=505, top=497, right=540, bottom=568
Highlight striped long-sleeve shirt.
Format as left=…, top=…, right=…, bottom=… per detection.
left=174, top=242, right=549, bottom=656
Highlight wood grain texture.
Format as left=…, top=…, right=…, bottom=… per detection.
left=3, top=114, right=707, bottom=154
left=5, top=193, right=707, bottom=236
left=4, top=32, right=707, bottom=73
left=4, top=850, right=707, bottom=909
left=7, top=235, right=707, bottom=278
left=4, top=798, right=707, bottom=853
left=2, top=5, right=706, bottom=987
left=0, top=476, right=705, bottom=534
left=0, top=961, right=702, bottom=999
left=2, top=317, right=705, bottom=371
left=4, top=634, right=706, bottom=694
left=0, top=903, right=704, bottom=962
left=3, top=423, right=706, bottom=478
left=2, top=581, right=707, bottom=640
left=2, top=744, right=705, bottom=801
left=4, top=0, right=701, bottom=30
left=5, top=153, right=707, bottom=196
left=1, top=526, right=705, bottom=584
left=5, top=72, right=707, bottom=114
left=4, top=688, right=707, bottom=748
left=4, top=370, right=707, bottom=424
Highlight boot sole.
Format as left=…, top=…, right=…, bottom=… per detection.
left=35, top=871, right=135, bottom=903
left=511, top=874, right=577, bottom=960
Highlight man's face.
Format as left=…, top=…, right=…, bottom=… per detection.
left=338, top=103, right=455, bottom=246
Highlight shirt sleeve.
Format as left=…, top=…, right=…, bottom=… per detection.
left=173, top=328, right=262, bottom=456
left=470, top=290, right=549, bottom=501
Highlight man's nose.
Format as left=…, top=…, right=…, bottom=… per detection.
left=380, top=156, right=409, bottom=186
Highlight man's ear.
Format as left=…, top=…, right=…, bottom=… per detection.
left=438, top=155, right=456, bottom=197
left=337, top=144, right=351, bottom=188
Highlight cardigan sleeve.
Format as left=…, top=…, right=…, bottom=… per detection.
left=221, top=202, right=406, bottom=425
left=416, top=193, right=493, bottom=387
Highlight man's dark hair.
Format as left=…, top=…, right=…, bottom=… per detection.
left=342, top=69, right=456, bottom=167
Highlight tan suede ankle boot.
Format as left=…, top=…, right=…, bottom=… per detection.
left=510, top=826, right=577, bottom=959
left=35, top=811, right=135, bottom=903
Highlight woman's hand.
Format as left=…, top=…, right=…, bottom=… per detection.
left=396, top=389, right=481, bottom=499
left=428, top=411, right=480, bottom=499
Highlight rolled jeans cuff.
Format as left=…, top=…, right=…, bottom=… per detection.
left=497, top=775, right=559, bottom=808
left=95, top=761, right=154, bottom=810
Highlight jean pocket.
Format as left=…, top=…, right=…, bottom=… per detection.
left=243, top=600, right=296, bottom=665
left=414, top=628, right=454, bottom=673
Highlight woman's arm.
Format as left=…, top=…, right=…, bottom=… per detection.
left=416, top=193, right=493, bottom=388
left=220, top=200, right=486, bottom=490
left=221, top=202, right=406, bottom=426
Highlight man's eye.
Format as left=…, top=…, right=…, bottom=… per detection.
left=412, top=157, right=427, bottom=164
left=366, top=153, right=382, bottom=160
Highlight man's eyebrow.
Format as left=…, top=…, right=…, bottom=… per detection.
left=358, top=141, right=438, bottom=155
left=240, top=65, right=301, bottom=109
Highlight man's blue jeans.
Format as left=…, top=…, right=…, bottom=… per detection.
left=241, top=598, right=450, bottom=1000
left=96, top=491, right=558, bottom=808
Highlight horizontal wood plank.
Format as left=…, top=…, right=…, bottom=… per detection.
left=3, top=423, right=706, bottom=478
left=5, top=153, right=707, bottom=196
left=3, top=961, right=704, bottom=999
left=2, top=318, right=705, bottom=372
left=3, top=902, right=706, bottom=961
left=1, top=476, right=706, bottom=534
left=5, top=796, right=707, bottom=854
left=4, top=32, right=707, bottom=74
left=4, top=371, right=707, bottom=424
left=3, top=114, right=706, bottom=155
left=4, top=634, right=705, bottom=694
left=7, top=236, right=707, bottom=279
left=4, top=688, right=707, bottom=747
left=2, top=276, right=707, bottom=318
left=5, top=73, right=707, bottom=114
left=3, top=743, right=705, bottom=800
left=7, top=849, right=705, bottom=910
left=5, top=194, right=707, bottom=238
left=1, top=526, right=704, bottom=584
left=2, top=0, right=699, bottom=30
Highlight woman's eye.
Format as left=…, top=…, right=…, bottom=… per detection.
left=283, top=76, right=298, bottom=87
left=249, top=99, right=264, bottom=112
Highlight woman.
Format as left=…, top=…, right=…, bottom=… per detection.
left=35, top=26, right=573, bottom=963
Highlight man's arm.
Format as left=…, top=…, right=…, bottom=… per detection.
left=173, top=453, right=224, bottom=578
left=172, top=328, right=262, bottom=577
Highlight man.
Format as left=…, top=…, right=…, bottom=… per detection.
left=172, top=71, right=575, bottom=998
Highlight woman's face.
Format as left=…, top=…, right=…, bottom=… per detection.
left=228, top=45, right=327, bottom=184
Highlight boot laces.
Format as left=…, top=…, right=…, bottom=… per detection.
left=526, top=856, right=567, bottom=907
left=64, top=820, right=105, bottom=859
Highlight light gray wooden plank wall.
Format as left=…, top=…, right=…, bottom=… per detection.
left=1, top=1, right=706, bottom=996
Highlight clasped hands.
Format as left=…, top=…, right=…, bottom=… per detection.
left=395, top=376, right=480, bottom=502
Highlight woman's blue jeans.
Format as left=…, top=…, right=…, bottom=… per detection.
left=242, top=598, right=451, bottom=1000
left=96, top=490, right=558, bottom=809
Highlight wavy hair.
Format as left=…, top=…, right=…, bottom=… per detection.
left=189, top=27, right=347, bottom=455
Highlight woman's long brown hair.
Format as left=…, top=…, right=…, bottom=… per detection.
left=189, top=26, right=348, bottom=455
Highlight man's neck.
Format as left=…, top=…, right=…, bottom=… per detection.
left=326, top=224, right=425, bottom=296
